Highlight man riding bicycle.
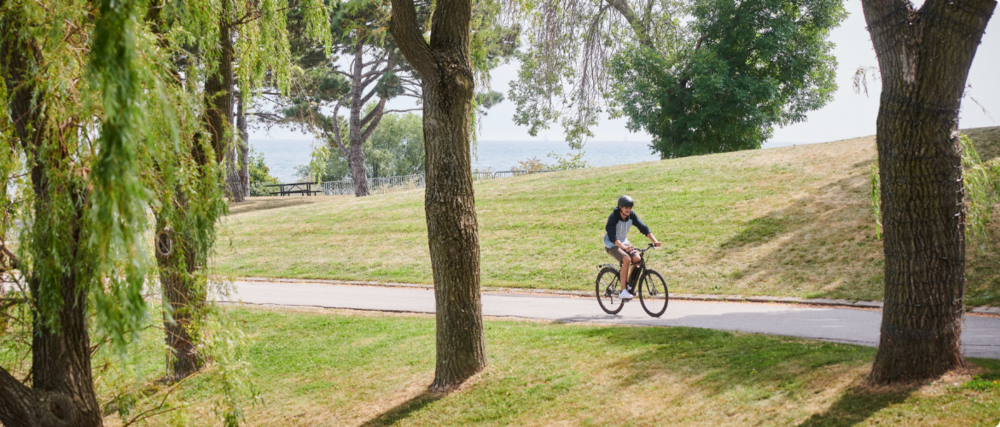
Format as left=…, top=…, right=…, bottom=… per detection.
left=604, top=195, right=661, bottom=300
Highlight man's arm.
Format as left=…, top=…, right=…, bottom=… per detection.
left=605, top=212, right=619, bottom=245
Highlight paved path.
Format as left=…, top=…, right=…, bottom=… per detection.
left=222, top=280, right=1000, bottom=359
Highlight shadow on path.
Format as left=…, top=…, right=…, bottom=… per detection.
left=359, top=390, right=443, bottom=427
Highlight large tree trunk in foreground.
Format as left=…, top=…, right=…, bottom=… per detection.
left=863, top=0, right=995, bottom=384
left=0, top=14, right=103, bottom=426
left=389, top=0, right=487, bottom=389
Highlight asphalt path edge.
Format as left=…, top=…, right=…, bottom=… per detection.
left=237, top=276, right=1000, bottom=316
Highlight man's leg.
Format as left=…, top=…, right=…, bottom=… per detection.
left=620, top=255, right=632, bottom=293
left=630, top=254, right=642, bottom=285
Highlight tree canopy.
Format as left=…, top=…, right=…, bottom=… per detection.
left=510, top=0, right=845, bottom=157
left=611, top=0, right=845, bottom=157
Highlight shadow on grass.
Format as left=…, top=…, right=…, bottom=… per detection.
left=359, top=390, right=443, bottom=427
left=711, top=167, right=886, bottom=301
left=577, top=325, right=916, bottom=426
left=713, top=129, right=1000, bottom=303
left=797, top=386, right=913, bottom=427
left=578, top=326, right=872, bottom=396
left=227, top=197, right=330, bottom=216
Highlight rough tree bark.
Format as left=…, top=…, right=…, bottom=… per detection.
left=156, top=223, right=203, bottom=380
left=388, top=0, right=486, bottom=390
left=862, top=0, right=995, bottom=384
left=0, top=13, right=103, bottom=426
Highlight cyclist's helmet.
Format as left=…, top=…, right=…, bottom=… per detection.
left=618, top=195, right=634, bottom=208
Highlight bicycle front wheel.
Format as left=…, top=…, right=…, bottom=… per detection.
left=638, top=270, right=669, bottom=317
left=595, top=267, right=624, bottom=314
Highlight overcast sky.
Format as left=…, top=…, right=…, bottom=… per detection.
left=251, top=0, right=999, bottom=147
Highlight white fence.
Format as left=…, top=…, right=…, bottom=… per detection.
left=320, top=169, right=556, bottom=196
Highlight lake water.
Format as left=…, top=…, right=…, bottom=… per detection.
left=250, top=138, right=803, bottom=183
left=251, top=139, right=663, bottom=183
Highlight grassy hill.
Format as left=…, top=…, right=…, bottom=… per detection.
left=214, top=127, right=1000, bottom=305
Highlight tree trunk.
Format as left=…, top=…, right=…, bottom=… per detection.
left=225, top=88, right=248, bottom=201
left=157, top=11, right=235, bottom=380
left=156, top=222, right=203, bottom=379
left=205, top=15, right=236, bottom=165
left=863, top=0, right=995, bottom=384
left=389, top=0, right=487, bottom=390
left=423, top=72, right=486, bottom=389
left=0, top=14, right=103, bottom=427
left=225, top=146, right=244, bottom=201
left=25, top=256, right=103, bottom=427
left=349, top=41, right=371, bottom=197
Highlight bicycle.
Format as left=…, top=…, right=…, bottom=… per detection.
left=595, top=243, right=669, bottom=317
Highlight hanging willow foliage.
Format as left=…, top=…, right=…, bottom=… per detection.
left=870, top=134, right=1000, bottom=251
left=0, top=0, right=186, bottom=354
left=145, top=0, right=330, bottom=383
left=1, top=0, right=328, bottom=423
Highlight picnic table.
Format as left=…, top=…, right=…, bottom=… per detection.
left=266, top=182, right=322, bottom=196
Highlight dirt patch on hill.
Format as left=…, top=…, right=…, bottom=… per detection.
left=228, top=195, right=347, bottom=215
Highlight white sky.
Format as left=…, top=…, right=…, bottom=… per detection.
left=251, top=0, right=999, bottom=147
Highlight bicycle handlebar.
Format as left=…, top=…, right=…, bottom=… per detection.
left=630, top=243, right=658, bottom=252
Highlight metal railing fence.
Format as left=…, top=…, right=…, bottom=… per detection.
left=322, top=174, right=425, bottom=196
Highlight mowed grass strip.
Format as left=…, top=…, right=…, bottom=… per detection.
left=109, top=306, right=1000, bottom=426
left=215, top=128, right=1000, bottom=304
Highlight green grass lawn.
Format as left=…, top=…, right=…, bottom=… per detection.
left=214, top=128, right=1000, bottom=305
left=101, top=306, right=1000, bottom=426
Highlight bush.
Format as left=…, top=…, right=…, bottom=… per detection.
left=511, top=156, right=548, bottom=172
left=547, top=150, right=591, bottom=170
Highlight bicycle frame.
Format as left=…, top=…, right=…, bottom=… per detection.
left=597, top=243, right=655, bottom=293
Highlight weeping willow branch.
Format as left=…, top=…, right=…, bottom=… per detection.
left=870, top=134, right=1000, bottom=250
left=0, top=244, right=16, bottom=272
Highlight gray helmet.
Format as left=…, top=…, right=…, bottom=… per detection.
left=618, top=195, right=634, bottom=208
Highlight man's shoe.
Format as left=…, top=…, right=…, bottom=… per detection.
left=619, top=290, right=633, bottom=300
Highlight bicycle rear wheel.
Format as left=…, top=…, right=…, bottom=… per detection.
left=638, top=270, right=669, bottom=317
left=595, top=267, right=624, bottom=314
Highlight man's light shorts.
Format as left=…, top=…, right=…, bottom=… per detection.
left=605, top=246, right=638, bottom=263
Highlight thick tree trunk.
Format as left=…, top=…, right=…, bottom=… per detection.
left=390, top=0, right=487, bottom=390
left=423, top=72, right=486, bottom=389
left=26, top=261, right=103, bottom=427
left=863, top=0, right=995, bottom=384
left=0, top=14, right=103, bottom=427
